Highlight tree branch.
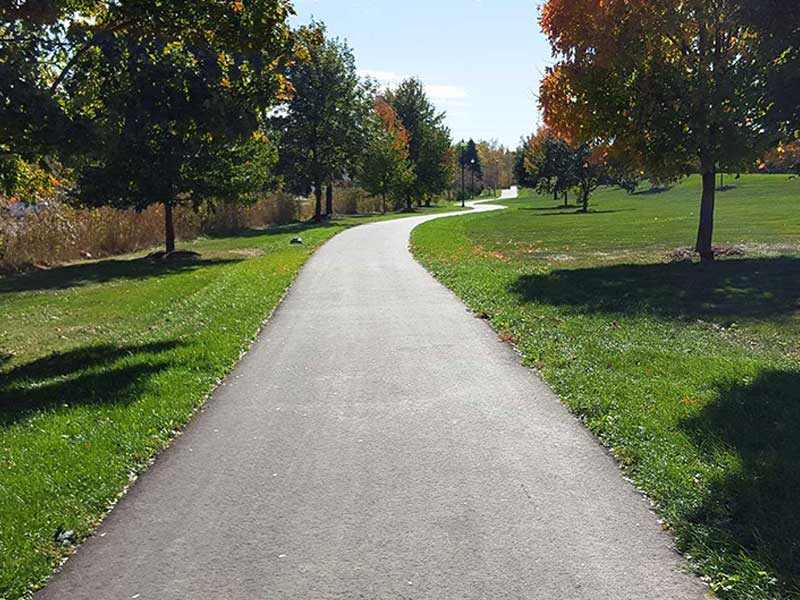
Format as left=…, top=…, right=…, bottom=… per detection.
left=48, top=20, right=134, bottom=94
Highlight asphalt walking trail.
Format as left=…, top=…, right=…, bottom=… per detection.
left=37, top=188, right=707, bottom=599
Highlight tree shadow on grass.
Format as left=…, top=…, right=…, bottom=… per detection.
left=0, top=341, right=181, bottom=426
left=633, top=186, right=673, bottom=195
left=201, top=220, right=341, bottom=240
left=511, top=257, right=800, bottom=324
left=521, top=204, right=582, bottom=212
left=541, top=208, right=635, bottom=216
left=0, top=255, right=238, bottom=295
left=682, top=370, right=800, bottom=589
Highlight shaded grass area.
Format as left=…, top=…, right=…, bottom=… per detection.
left=411, top=175, right=800, bottom=600
left=0, top=256, right=238, bottom=294
left=513, top=258, right=800, bottom=339
left=0, top=203, right=467, bottom=599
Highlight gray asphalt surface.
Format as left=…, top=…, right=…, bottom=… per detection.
left=37, top=189, right=707, bottom=599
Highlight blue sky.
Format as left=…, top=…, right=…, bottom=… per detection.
left=290, top=0, right=552, bottom=149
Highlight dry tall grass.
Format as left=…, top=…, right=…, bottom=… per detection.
left=332, top=185, right=395, bottom=214
left=0, top=192, right=310, bottom=273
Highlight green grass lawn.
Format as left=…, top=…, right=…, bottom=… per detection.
left=412, top=174, right=800, bottom=600
left=0, top=203, right=467, bottom=600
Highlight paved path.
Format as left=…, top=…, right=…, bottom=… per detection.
left=38, top=188, right=706, bottom=599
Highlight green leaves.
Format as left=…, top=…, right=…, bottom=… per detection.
left=271, top=22, right=372, bottom=216
left=2, top=1, right=294, bottom=215
left=385, top=78, right=452, bottom=207
left=49, top=1, right=294, bottom=251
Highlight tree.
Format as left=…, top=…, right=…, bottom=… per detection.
left=760, top=142, right=800, bottom=174
left=540, top=0, right=769, bottom=261
left=273, top=23, right=371, bottom=220
left=514, top=137, right=535, bottom=188
left=571, top=144, right=604, bottom=213
left=601, top=145, right=643, bottom=194
left=65, top=1, right=293, bottom=253
left=386, top=78, right=452, bottom=209
left=521, top=129, right=577, bottom=205
left=2, top=1, right=294, bottom=252
left=360, top=97, right=413, bottom=213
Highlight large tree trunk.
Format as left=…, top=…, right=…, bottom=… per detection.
left=695, top=169, right=716, bottom=262
left=325, top=183, right=333, bottom=217
left=563, top=190, right=569, bottom=208
left=314, top=182, right=323, bottom=220
left=581, top=189, right=589, bottom=213
left=164, top=202, right=175, bottom=254
left=381, top=192, right=387, bottom=214
left=406, top=194, right=413, bottom=211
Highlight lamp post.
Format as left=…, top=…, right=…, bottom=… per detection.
left=470, top=158, right=476, bottom=199
left=460, top=162, right=466, bottom=208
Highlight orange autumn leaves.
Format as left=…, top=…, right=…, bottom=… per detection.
left=538, top=0, right=655, bottom=143
left=538, top=0, right=755, bottom=149
left=540, top=0, right=655, bottom=59
left=375, top=97, right=411, bottom=161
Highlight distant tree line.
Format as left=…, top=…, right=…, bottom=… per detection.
left=452, top=138, right=515, bottom=202
left=1, top=5, right=455, bottom=252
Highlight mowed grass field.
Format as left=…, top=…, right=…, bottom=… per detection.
left=412, top=174, right=800, bottom=600
left=0, top=203, right=466, bottom=599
